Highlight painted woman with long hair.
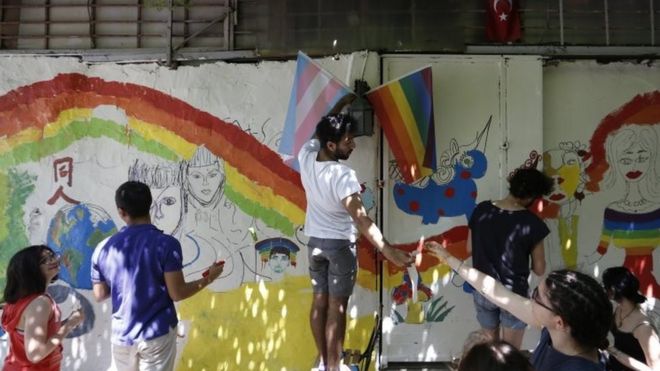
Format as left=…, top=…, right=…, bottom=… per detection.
left=594, top=125, right=660, bottom=298
left=1, top=245, right=84, bottom=370
left=586, top=92, right=660, bottom=299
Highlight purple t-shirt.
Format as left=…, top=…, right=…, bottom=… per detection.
left=91, top=224, right=183, bottom=346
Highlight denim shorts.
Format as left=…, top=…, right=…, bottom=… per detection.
left=307, top=237, right=357, bottom=297
left=473, top=291, right=526, bottom=330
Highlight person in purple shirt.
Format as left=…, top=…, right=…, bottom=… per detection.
left=91, top=181, right=223, bottom=371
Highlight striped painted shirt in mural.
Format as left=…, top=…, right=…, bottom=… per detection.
left=598, top=207, right=660, bottom=253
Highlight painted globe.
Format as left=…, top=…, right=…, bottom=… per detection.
left=47, top=203, right=117, bottom=289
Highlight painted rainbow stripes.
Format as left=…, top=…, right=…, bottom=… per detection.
left=599, top=207, right=660, bottom=249
left=0, top=73, right=305, bottom=235
left=367, top=66, right=437, bottom=184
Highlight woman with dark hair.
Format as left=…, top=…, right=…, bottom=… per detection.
left=1, top=245, right=84, bottom=370
left=467, top=168, right=553, bottom=348
left=427, top=242, right=612, bottom=371
left=602, top=267, right=660, bottom=371
left=458, top=340, right=533, bottom=371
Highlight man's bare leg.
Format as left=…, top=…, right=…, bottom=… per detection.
left=482, top=327, right=499, bottom=342
left=310, top=292, right=329, bottom=368
left=501, top=327, right=525, bottom=349
left=325, top=295, right=349, bottom=370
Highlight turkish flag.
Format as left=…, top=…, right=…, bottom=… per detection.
left=485, top=0, right=522, bottom=42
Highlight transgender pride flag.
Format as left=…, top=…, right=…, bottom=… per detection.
left=279, top=51, right=353, bottom=170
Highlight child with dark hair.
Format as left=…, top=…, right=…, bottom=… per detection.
left=458, top=340, right=533, bottom=371
left=468, top=167, right=554, bottom=348
left=2, top=245, right=84, bottom=370
left=602, top=267, right=660, bottom=370
left=428, top=241, right=613, bottom=371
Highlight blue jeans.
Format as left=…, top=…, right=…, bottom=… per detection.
left=473, top=291, right=526, bottom=330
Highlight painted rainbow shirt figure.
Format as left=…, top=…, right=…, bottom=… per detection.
left=587, top=91, right=660, bottom=298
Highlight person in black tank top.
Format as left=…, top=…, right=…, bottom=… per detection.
left=602, top=267, right=660, bottom=370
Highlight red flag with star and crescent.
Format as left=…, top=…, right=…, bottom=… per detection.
left=485, top=0, right=522, bottom=42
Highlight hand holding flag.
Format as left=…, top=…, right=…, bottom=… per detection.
left=366, top=66, right=437, bottom=184
left=278, top=51, right=354, bottom=170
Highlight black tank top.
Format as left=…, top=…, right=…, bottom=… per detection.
left=609, top=322, right=649, bottom=371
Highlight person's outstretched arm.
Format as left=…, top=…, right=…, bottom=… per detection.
left=164, top=263, right=223, bottom=302
left=425, top=241, right=540, bottom=328
left=342, top=192, right=412, bottom=267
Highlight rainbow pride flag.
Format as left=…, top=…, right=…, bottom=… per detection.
left=278, top=51, right=353, bottom=170
left=366, top=66, right=437, bottom=184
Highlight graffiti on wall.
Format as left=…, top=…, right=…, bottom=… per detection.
left=392, top=116, right=491, bottom=224
left=0, top=72, right=313, bottom=369
left=586, top=91, right=660, bottom=298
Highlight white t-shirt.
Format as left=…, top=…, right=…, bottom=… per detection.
left=298, top=139, right=362, bottom=241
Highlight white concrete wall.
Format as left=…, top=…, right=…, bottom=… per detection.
left=0, top=54, right=657, bottom=369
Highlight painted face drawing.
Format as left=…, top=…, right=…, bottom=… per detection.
left=543, top=144, right=585, bottom=206
left=128, top=159, right=183, bottom=235
left=151, top=185, right=182, bottom=234
left=268, top=252, right=291, bottom=274
left=616, top=141, right=651, bottom=183
left=187, top=163, right=224, bottom=205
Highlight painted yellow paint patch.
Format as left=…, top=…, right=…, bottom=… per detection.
left=43, top=108, right=93, bottom=137
left=127, top=117, right=197, bottom=159
left=0, top=127, right=42, bottom=154
left=177, top=273, right=379, bottom=370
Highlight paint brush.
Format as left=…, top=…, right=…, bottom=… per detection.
left=202, top=260, right=225, bottom=278
left=414, top=236, right=424, bottom=267
left=248, top=227, right=258, bottom=242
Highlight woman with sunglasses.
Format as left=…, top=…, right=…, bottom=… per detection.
left=1, top=245, right=84, bottom=370
left=426, top=242, right=612, bottom=371
left=602, top=266, right=660, bottom=371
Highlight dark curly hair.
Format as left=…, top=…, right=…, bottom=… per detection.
left=544, top=270, right=613, bottom=349
left=3, top=245, right=57, bottom=304
left=602, top=266, right=647, bottom=304
left=509, top=168, right=554, bottom=200
left=315, top=114, right=357, bottom=150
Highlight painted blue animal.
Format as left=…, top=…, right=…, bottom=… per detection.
left=393, top=117, right=490, bottom=224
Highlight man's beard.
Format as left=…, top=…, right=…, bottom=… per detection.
left=334, top=149, right=351, bottom=161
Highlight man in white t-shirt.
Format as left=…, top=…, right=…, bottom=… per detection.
left=298, top=114, right=413, bottom=371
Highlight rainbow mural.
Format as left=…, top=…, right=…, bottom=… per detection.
left=0, top=73, right=306, bottom=236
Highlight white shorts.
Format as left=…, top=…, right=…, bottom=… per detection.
left=111, top=328, right=177, bottom=371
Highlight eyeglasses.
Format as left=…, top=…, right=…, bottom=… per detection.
left=39, top=252, right=60, bottom=265
left=531, top=286, right=556, bottom=313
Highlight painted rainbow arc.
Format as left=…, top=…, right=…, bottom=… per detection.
left=0, top=73, right=306, bottom=235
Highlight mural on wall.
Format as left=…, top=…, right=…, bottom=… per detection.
left=357, top=223, right=470, bottom=328
left=585, top=91, right=660, bottom=298
left=255, top=237, right=300, bottom=281
left=366, top=116, right=494, bottom=328
left=0, top=72, right=318, bottom=369
left=391, top=116, right=491, bottom=224
left=539, top=142, right=591, bottom=269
